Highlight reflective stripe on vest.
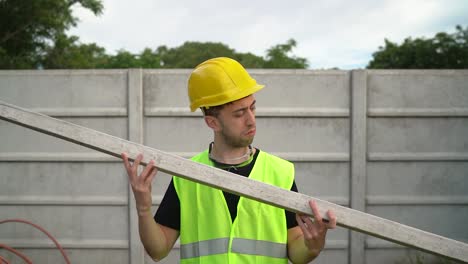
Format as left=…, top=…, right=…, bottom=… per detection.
left=181, top=238, right=287, bottom=259
left=231, top=238, right=288, bottom=259
left=180, top=238, right=229, bottom=259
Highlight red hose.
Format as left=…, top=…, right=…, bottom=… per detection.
left=0, top=255, right=12, bottom=264
left=0, top=244, right=32, bottom=264
left=0, top=219, right=71, bottom=264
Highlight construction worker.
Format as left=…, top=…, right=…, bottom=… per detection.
left=122, top=57, right=337, bottom=263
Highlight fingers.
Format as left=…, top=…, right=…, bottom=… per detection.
left=121, top=152, right=130, bottom=171
left=121, top=152, right=158, bottom=184
left=309, top=200, right=337, bottom=230
left=326, top=210, right=337, bottom=229
left=140, top=159, right=153, bottom=177
left=134, top=153, right=143, bottom=168
left=309, top=200, right=323, bottom=224
left=121, top=152, right=141, bottom=174
left=141, top=160, right=157, bottom=183
left=146, top=166, right=158, bottom=185
left=121, top=152, right=135, bottom=182
left=121, top=153, right=144, bottom=172
left=296, top=214, right=313, bottom=239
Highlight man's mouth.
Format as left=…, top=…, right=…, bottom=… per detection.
left=245, top=129, right=256, bottom=136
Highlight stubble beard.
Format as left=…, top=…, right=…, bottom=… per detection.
left=221, top=130, right=254, bottom=148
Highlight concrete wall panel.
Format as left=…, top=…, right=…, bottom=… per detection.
left=253, top=71, right=349, bottom=109
left=294, top=162, right=349, bottom=204
left=367, top=162, right=468, bottom=198
left=143, top=71, right=191, bottom=110
left=255, top=117, right=349, bottom=153
left=0, top=206, right=127, bottom=240
left=0, top=162, right=126, bottom=197
left=0, top=117, right=127, bottom=153
left=368, top=117, right=468, bottom=154
left=368, top=70, right=468, bottom=110
left=144, top=117, right=211, bottom=152
left=0, top=70, right=127, bottom=113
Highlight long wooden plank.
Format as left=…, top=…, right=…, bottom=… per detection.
left=0, top=100, right=467, bottom=262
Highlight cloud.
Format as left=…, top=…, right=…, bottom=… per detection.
left=69, top=0, right=468, bottom=69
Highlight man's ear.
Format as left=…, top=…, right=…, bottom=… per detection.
left=204, top=116, right=220, bottom=132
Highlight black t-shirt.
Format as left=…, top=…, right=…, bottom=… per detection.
left=154, top=149, right=299, bottom=230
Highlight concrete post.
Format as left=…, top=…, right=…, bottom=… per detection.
left=127, top=68, right=144, bottom=264
left=349, top=70, right=368, bottom=264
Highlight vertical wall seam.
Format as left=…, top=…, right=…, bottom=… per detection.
left=349, top=70, right=368, bottom=264
left=127, top=68, right=144, bottom=264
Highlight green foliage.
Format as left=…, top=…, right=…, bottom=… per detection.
left=42, top=34, right=108, bottom=69
left=0, top=0, right=103, bottom=69
left=155, top=39, right=307, bottom=69
left=139, top=48, right=162, bottom=68
left=234, top=52, right=266, bottom=68
left=106, top=50, right=140, bottom=68
left=39, top=38, right=308, bottom=69
left=367, top=25, right=468, bottom=69
left=158, top=42, right=236, bottom=68
left=264, top=39, right=309, bottom=68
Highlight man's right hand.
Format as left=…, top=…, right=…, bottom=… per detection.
left=121, top=153, right=158, bottom=217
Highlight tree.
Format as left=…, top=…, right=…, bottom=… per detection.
left=138, top=48, right=162, bottom=68
left=106, top=50, right=141, bottom=68
left=42, top=34, right=108, bottom=69
left=234, top=52, right=266, bottom=68
left=264, top=39, right=308, bottom=68
left=156, top=40, right=307, bottom=69
left=158, top=42, right=237, bottom=68
left=0, top=0, right=103, bottom=69
left=367, top=25, right=468, bottom=69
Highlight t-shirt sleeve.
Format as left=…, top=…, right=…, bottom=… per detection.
left=154, top=178, right=181, bottom=230
left=286, top=180, right=299, bottom=229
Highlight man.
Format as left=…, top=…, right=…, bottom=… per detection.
left=122, top=57, right=337, bottom=263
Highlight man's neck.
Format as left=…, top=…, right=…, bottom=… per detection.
left=209, top=141, right=254, bottom=164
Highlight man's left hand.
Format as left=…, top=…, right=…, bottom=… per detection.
left=295, top=200, right=337, bottom=255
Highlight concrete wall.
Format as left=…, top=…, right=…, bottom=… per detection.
left=0, top=69, right=466, bottom=264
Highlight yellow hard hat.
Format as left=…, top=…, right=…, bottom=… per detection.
left=188, top=57, right=264, bottom=112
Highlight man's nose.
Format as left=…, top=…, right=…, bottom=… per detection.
left=246, top=109, right=255, bottom=125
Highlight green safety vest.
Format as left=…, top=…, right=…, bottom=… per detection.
left=173, top=150, right=294, bottom=264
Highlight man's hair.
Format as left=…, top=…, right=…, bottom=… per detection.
left=201, top=105, right=225, bottom=117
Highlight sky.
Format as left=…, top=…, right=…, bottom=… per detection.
left=68, top=0, right=468, bottom=69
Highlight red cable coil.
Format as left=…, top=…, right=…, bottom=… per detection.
left=0, top=254, right=12, bottom=264
left=0, top=243, right=32, bottom=264
left=0, top=219, right=71, bottom=264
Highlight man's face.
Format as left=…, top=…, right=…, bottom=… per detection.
left=216, top=95, right=257, bottom=148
